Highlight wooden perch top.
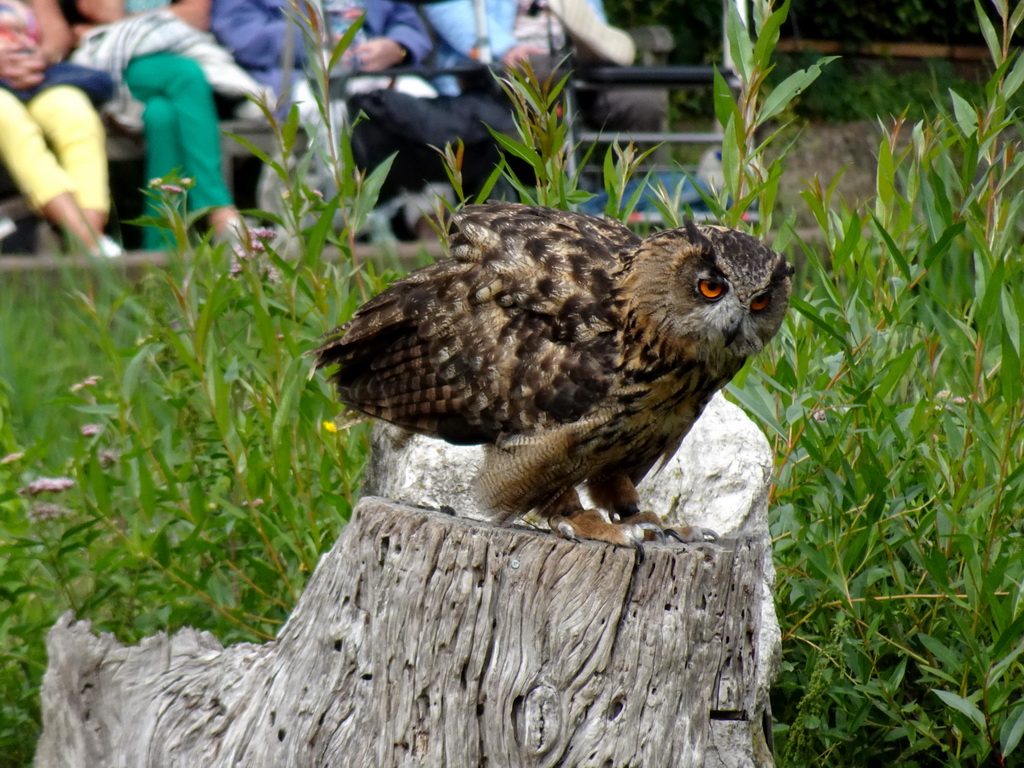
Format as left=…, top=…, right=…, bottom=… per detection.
left=36, top=497, right=774, bottom=768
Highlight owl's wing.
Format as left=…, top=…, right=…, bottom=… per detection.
left=315, top=202, right=641, bottom=445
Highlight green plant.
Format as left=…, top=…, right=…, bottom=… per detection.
left=0, top=240, right=386, bottom=765
left=728, top=2, right=1024, bottom=764
left=0, top=32, right=400, bottom=756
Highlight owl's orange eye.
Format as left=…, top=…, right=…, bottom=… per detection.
left=698, top=279, right=725, bottom=300
left=750, top=293, right=771, bottom=312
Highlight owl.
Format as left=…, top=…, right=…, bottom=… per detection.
left=315, top=202, right=793, bottom=547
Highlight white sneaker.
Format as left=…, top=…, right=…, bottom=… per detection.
left=93, top=235, right=124, bottom=259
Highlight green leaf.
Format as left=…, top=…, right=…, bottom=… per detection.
left=871, top=217, right=912, bottom=281
left=759, top=57, right=836, bottom=125
left=1002, top=51, right=1024, bottom=101
left=724, top=1, right=753, bottom=84
left=281, top=103, right=301, bottom=155
left=923, top=221, right=967, bottom=271
left=271, top=360, right=303, bottom=446
left=1012, top=1, right=1024, bottom=38
left=491, top=131, right=543, bottom=171
left=933, top=689, right=986, bottom=730
left=1002, top=288, right=1021, bottom=356
left=919, top=633, right=961, bottom=671
left=712, top=66, right=740, bottom=129
left=721, top=116, right=741, bottom=199
left=975, top=0, right=1004, bottom=65
left=790, top=297, right=848, bottom=345
left=949, top=89, right=979, bottom=136
left=1001, top=325, right=1022, bottom=404
left=752, top=0, right=789, bottom=71
left=121, top=344, right=156, bottom=403
left=1002, top=705, right=1024, bottom=757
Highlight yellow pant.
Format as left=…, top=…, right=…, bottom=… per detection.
left=0, top=85, right=109, bottom=213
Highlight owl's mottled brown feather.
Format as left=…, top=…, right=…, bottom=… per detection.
left=315, top=201, right=793, bottom=545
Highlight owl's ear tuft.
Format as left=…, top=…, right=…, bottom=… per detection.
left=774, top=257, right=796, bottom=281
left=682, top=220, right=716, bottom=265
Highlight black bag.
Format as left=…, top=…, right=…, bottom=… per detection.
left=349, top=86, right=526, bottom=203
left=2, top=61, right=114, bottom=107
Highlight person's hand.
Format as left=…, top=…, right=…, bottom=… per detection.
left=502, top=43, right=545, bottom=69
left=72, top=23, right=98, bottom=45
left=0, top=39, right=47, bottom=89
left=350, top=38, right=407, bottom=71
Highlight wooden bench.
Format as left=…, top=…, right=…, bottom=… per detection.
left=103, top=116, right=279, bottom=193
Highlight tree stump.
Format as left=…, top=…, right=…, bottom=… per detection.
left=36, top=496, right=775, bottom=767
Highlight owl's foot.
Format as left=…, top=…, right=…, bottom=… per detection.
left=617, top=510, right=719, bottom=544
left=549, top=509, right=654, bottom=548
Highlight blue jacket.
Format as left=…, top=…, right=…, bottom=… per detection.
left=422, top=0, right=608, bottom=67
left=211, top=0, right=433, bottom=96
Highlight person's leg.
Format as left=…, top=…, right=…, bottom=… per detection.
left=579, top=88, right=670, bottom=163
left=124, top=53, right=239, bottom=238
left=0, top=88, right=107, bottom=250
left=29, top=86, right=111, bottom=238
left=580, top=88, right=668, bottom=133
left=128, top=91, right=180, bottom=250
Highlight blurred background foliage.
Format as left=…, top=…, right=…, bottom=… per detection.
left=608, top=0, right=1012, bottom=125
left=607, top=0, right=990, bottom=65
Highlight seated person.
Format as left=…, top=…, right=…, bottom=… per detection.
left=212, top=0, right=475, bottom=234
left=70, top=0, right=244, bottom=248
left=213, top=0, right=526, bottom=238
left=422, top=0, right=667, bottom=134
left=0, top=0, right=120, bottom=255
left=210, top=0, right=432, bottom=116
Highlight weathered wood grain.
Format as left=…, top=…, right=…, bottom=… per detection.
left=36, top=497, right=771, bottom=768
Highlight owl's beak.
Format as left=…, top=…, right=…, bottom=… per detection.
left=722, top=316, right=742, bottom=347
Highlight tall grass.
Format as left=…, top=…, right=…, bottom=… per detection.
left=1, top=0, right=1023, bottom=766
left=0, top=123, right=400, bottom=762
left=721, top=2, right=1024, bottom=764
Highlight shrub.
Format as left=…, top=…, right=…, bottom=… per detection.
left=0, top=106, right=402, bottom=761
left=719, top=3, right=1024, bottom=764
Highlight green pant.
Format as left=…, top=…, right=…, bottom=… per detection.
left=124, top=53, right=234, bottom=249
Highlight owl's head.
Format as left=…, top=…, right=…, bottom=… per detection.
left=624, top=222, right=794, bottom=371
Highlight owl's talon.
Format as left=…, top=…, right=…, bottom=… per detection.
left=636, top=522, right=667, bottom=543
left=554, top=520, right=579, bottom=541
left=664, top=525, right=720, bottom=543
left=632, top=539, right=646, bottom=565
left=699, top=526, right=720, bottom=542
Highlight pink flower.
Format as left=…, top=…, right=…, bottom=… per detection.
left=19, top=477, right=76, bottom=496
left=70, top=375, right=101, bottom=393
left=1, top=452, right=24, bottom=464
left=28, top=502, right=72, bottom=522
left=80, top=424, right=102, bottom=437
